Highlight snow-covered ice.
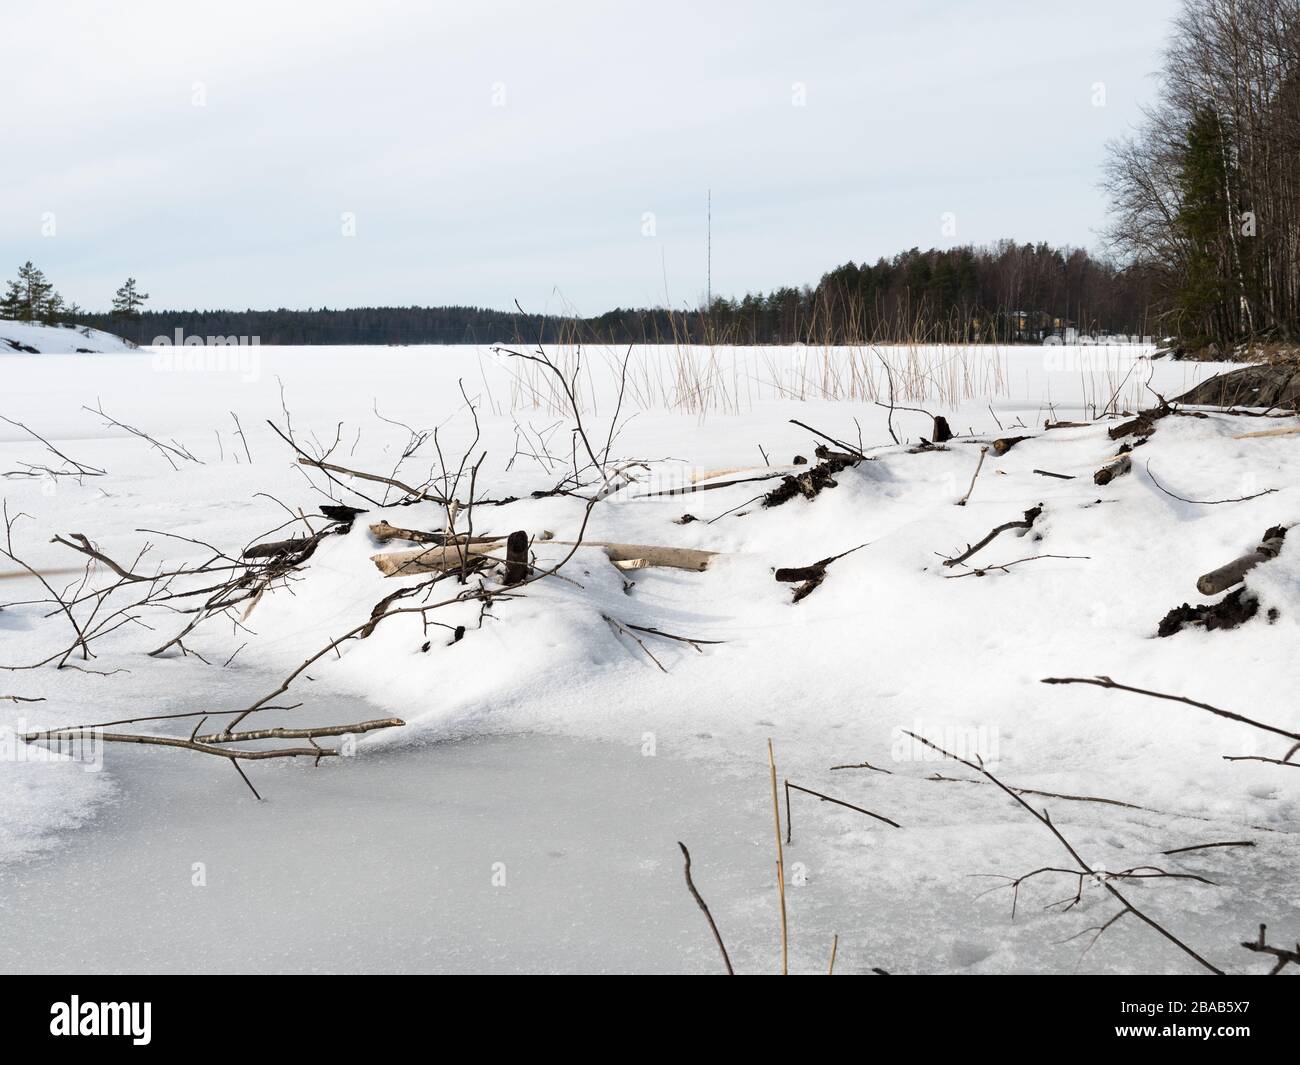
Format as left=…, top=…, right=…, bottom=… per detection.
left=1, top=339, right=1296, bottom=974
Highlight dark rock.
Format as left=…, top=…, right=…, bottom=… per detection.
left=1174, top=364, right=1300, bottom=409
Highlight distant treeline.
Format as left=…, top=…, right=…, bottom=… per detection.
left=67, top=239, right=1156, bottom=347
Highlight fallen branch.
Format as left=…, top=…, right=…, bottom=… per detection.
left=1145, top=462, right=1277, bottom=506
left=1041, top=676, right=1300, bottom=744
left=602, top=613, right=667, bottom=672
left=1240, top=924, right=1300, bottom=975
left=0, top=414, right=107, bottom=479
left=21, top=718, right=404, bottom=762
left=635, top=471, right=788, bottom=499
left=941, top=505, right=1042, bottom=568
left=943, top=554, right=1089, bottom=579
left=904, top=730, right=1223, bottom=974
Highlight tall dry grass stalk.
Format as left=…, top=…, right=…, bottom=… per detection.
left=768, top=738, right=789, bottom=976
left=496, top=341, right=1014, bottom=420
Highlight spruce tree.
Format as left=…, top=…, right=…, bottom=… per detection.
left=1174, top=108, right=1235, bottom=346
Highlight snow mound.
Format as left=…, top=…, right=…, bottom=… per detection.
left=0, top=319, right=135, bottom=355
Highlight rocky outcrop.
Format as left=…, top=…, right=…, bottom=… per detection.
left=1174, top=363, right=1300, bottom=408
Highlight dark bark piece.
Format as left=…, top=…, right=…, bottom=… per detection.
left=774, top=542, right=870, bottom=602
left=241, top=537, right=313, bottom=558
left=503, top=530, right=529, bottom=585
left=1109, top=402, right=1171, bottom=441
left=1158, top=588, right=1275, bottom=637
left=931, top=416, right=954, bottom=443
left=763, top=450, right=858, bottom=507
left=320, top=504, right=367, bottom=523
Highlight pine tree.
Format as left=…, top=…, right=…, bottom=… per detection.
left=0, top=261, right=57, bottom=322
left=111, top=278, right=149, bottom=319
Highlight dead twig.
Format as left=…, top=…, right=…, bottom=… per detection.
left=785, top=780, right=901, bottom=831
left=677, top=842, right=735, bottom=975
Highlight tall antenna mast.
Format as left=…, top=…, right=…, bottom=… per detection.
left=707, top=188, right=712, bottom=308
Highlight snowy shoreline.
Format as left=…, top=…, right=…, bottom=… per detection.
left=1, top=341, right=1295, bottom=974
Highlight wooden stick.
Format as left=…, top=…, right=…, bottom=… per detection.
left=828, top=934, right=839, bottom=975
left=677, top=842, right=735, bottom=975
left=956, top=446, right=988, bottom=506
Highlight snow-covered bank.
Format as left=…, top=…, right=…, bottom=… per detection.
left=1, top=343, right=1296, bottom=974
left=0, top=319, right=134, bottom=355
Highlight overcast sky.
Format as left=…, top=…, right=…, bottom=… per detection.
left=3, top=0, right=1180, bottom=314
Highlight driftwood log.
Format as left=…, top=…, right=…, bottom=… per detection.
left=372, top=541, right=504, bottom=576
left=1197, top=527, right=1288, bottom=596
left=372, top=540, right=716, bottom=576
left=369, top=520, right=500, bottom=546
left=1094, top=454, right=1132, bottom=486
left=1233, top=426, right=1300, bottom=440
left=1108, top=399, right=1173, bottom=441
left=992, top=435, right=1031, bottom=455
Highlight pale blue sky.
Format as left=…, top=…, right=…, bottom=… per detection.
left=2, top=0, right=1180, bottom=313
